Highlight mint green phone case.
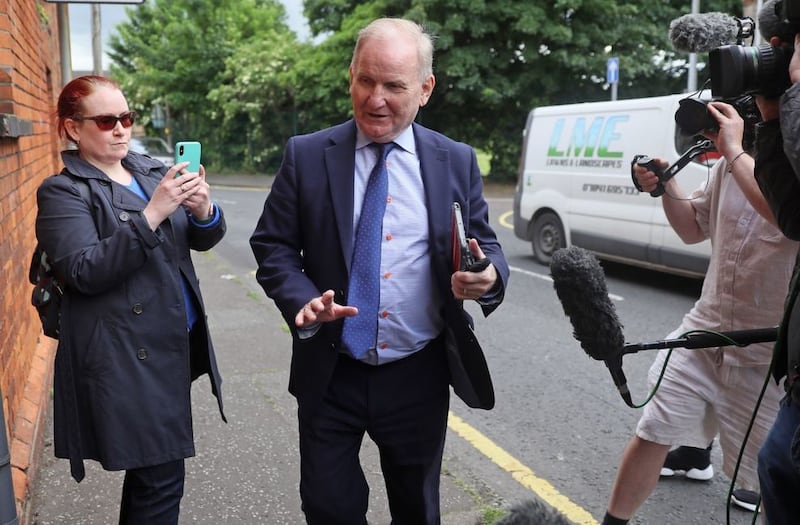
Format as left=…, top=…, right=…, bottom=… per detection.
left=175, top=141, right=202, bottom=173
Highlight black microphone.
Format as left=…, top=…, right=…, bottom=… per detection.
left=669, top=12, right=755, bottom=53
left=550, top=246, right=632, bottom=407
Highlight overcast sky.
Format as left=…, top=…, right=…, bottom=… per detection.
left=69, top=1, right=310, bottom=71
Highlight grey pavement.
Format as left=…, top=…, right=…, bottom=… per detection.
left=206, top=173, right=275, bottom=190
left=27, top=177, right=503, bottom=524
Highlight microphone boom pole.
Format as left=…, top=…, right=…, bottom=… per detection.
left=623, top=327, right=779, bottom=354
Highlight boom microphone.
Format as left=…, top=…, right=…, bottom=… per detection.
left=550, top=246, right=632, bottom=407
left=669, top=12, right=755, bottom=53
left=494, top=499, right=573, bottom=525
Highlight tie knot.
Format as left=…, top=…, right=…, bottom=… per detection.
left=374, top=142, right=395, bottom=161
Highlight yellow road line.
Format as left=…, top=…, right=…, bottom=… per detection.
left=448, top=411, right=599, bottom=525
left=499, top=210, right=514, bottom=230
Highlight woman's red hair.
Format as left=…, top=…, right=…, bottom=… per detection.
left=57, top=75, right=121, bottom=142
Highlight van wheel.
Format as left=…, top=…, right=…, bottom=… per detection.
left=531, top=212, right=565, bottom=265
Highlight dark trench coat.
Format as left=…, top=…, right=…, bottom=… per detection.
left=35, top=150, right=226, bottom=481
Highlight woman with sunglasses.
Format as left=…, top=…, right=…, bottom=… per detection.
left=34, top=75, right=226, bottom=524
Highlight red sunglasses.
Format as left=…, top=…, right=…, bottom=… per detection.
left=73, top=111, right=137, bottom=131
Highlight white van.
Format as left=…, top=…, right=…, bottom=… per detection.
left=513, top=94, right=715, bottom=278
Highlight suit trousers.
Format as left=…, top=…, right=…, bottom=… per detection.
left=118, top=459, right=185, bottom=525
left=758, top=395, right=800, bottom=525
left=298, top=338, right=450, bottom=525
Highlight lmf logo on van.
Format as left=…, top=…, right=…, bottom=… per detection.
left=546, top=115, right=628, bottom=169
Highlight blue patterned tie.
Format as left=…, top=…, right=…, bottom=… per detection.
left=341, top=142, right=395, bottom=359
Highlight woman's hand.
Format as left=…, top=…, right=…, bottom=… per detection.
left=181, top=164, right=214, bottom=221
left=142, top=161, right=203, bottom=230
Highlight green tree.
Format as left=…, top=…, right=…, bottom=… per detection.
left=206, top=34, right=303, bottom=171
left=107, top=0, right=746, bottom=177
left=300, top=0, right=742, bottom=181
left=107, top=0, right=297, bottom=170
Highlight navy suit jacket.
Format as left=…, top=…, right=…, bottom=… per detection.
left=250, top=120, right=509, bottom=410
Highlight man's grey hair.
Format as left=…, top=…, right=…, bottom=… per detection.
left=351, top=18, right=434, bottom=82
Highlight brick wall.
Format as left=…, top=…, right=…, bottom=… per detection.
left=0, top=1, right=63, bottom=521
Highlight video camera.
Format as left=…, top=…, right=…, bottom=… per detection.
left=674, top=93, right=760, bottom=135
left=636, top=92, right=761, bottom=198
left=710, top=0, right=800, bottom=98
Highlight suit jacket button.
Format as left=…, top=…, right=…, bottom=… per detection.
left=136, top=348, right=148, bottom=360
left=119, top=211, right=130, bottom=222
left=132, top=303, right=143, bottom=314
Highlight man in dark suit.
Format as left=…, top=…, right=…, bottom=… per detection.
left=250, top=17, right=509, bottom=525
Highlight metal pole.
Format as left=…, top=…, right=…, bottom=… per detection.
left=687, top=0, right=700, bottom=92
left=165, top=103, right=172, bottom=148
left=56, top=4, right=72, bottom=85
left=91, top=4, right=102, bottom=75
left=0, top=389, right=19, bottom=525
left=754, top=0, right=764, bottom=43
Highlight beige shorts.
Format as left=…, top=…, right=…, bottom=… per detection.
left=635, top=342, right=782, bottom=490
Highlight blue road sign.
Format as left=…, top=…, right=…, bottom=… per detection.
left=607, top=57, right=619, bottom=84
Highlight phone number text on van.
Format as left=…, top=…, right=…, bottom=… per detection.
left=582, top=183, right=640, bottom=195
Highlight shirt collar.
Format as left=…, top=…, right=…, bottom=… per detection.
left=355, top=125, right=416, bottom=154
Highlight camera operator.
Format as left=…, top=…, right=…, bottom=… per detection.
left=753, top=27, right=800, bottom=525
left=601, top=96, right=799, bottom=525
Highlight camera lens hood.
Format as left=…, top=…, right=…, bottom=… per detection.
left=675, top=97, right=717, bottom=135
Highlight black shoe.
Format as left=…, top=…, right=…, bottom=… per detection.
left=730, top=488, right=759, bottom=512
left=660, top=444, right=714, bottom=481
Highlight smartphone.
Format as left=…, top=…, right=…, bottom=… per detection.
left=174, top=141, right=202, bottom=174
left=451, top=202, right=491, bottom=273
left=452, top=202, right=473, bottom=272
